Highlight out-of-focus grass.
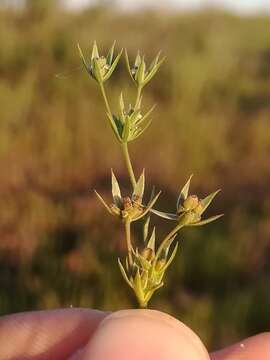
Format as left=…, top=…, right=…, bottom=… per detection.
left=0, top=4, right=270, bottom=349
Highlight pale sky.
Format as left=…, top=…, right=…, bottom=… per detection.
left=66, top=0, right=270, bottom=13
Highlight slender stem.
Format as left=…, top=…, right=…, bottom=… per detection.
left=121, top=142, right=136, bottom=189
left=125, top=220, right=133, bottom=266
left=155, top=223, right=184, bottom=261
left=139, top=300, right=147, bottom=308
left=99, top=81, right=112, bottom=118
left=99, top=82, right=136, bottom=189
left=134, top=85, right=142, bottom=111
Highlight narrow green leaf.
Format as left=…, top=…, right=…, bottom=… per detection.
left=147, top=227, right=156, bottom=251
left=144, top=289, right=155, bottom=304
left=149, top=281, right=164, bottom=293
left=92, top=58, right=103, bottom=83
left=143, top=215, right=150, bottom=242
left=144, top=56, right=165, bottom=86
left=122, top=115, right=131, bottom=142
left=135, top=57, right=146, bottom=84
left=148, top=51, right=161, bottom=73
left=134, top=51, right=141, bottom=68
left=150, top=209, right=178, bottom=221
left=177, top=174, right=193, bottom=210
left=118, top=259, right=133, bottom=288
left=133, top=191, right=161, bottom=221
left=134, top=269, right=144, bottom=301
left=94, top=190, right=113, bottom=214
left=91, top=40, right=99, bottom=59
left=135, top=104, right=156, bottom=125
left=131, top=119, right=153, bottom=141
left=119, top=92, right=125, bottom=116
left=125, top=256, right=129, bottom=271
left=77, top=43, right=90, bottom=73
left=103, top=48, right=123, bottom=82
left=164, top=233, right=178, bottom=259
left=162, top=242, right=179, bottom=272
left=138, top=254, right=151, bottom=271
left=188, top=214, right=224, bottom=226
left=111, top=170, right=122, bottom=206
left=124, top=48, right=134, bottom=80
left=129, top=109, right=141, bottom=124
left=199, top=189, right=221, bottom=215
left=132, top=169, right=145, bottom=200
left=106, top=40, right=116, bottom=65
left=106, top=113, right=122, bottom=142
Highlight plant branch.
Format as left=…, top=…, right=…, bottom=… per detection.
left=125, top=220, right=133, bottom=266
left=134, top=84, right=142, bottom=110
left=99, top=82, right=112, bottom=118
left=121, top=142, right=137, bottom=189
left=155, top=223, right=184, bottom=261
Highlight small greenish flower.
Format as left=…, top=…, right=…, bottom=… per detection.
left=95, top=170, right=161, bottom=223
left=125, top=49, right=165, bottom=87
left=78, top=41, right=122, bottom=83
left=151, top=175, right=223, bottom=226
left=107, top=93, right=155, bottom=143
left=118, top=222, right=178, bottom=308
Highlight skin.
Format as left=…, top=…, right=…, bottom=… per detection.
left=0, top=308, right=269, bottom=360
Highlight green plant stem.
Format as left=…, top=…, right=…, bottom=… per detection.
left=121, top=142, right=136, bottom=189
left=99, top=81, right=112, bottom=117
left=155, top=223, right=184, bottom=261
left=139, top=300, right=147, bottom=308
left=99, top=82, right=136, bottom=189
left=125, top=220, right=133, bottom=266
left=134, top=85, right=142, bottom=110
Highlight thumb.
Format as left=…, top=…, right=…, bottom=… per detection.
left=77, top=309, right=210, bottom=360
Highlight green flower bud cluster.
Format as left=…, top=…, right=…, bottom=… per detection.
left=107, top=93, right=155, bottom=143
left=125, top=50, right=165, bottom=88
left=95, top=170, right=160, bottom=223
left=79, top=41, right=223, bottom=308
left=151, top=175, right=223, bottom=227
left=118, top=222, right=178, bottom=308
left=78, top=41, right=122, bottom=84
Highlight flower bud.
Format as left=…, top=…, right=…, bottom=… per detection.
left=179, top=211, right=201, bottom=225
left=141, top=247, right=154, bottom=261
left=193, top=201, right=204, bottom=215
left=123, top=196, right=133, bottom=210
left=183, top=195, right=199, bottom=211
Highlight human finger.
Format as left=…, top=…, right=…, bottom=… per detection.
left=0, top=308, right=107, bottom=360
left=210, top=332, right=270, bottom=360
left=79, top=309, right=210, bottom=360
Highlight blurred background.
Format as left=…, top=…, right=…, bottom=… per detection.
left=0, top=0, right=270, bottom=351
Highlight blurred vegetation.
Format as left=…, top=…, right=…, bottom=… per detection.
left=0, top=2, right=270, bottom=350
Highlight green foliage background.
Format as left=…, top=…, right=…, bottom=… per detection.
left=0, top=3, right=270, bottom=350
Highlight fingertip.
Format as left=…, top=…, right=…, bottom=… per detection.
left=210, top=332, right=270, bottom=360
left=80, top=309, right=210, bottom=360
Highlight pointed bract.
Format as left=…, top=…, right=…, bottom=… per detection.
left=147, top=227, right=156, bottom=251
left=111, top=170, right=122, bottom=206
left=143, top=215, right=151, bottom=242
left=151, top=209, right=179, bottom=221
left=177, top=174, right=193, bottom=210
left=118, top=259, right=133, bottom=288
left=94, top=190, right=113, bottom=215
left=132, top=170, right=145, bottom=200
left=199, top=189, right=221, bottom=215
left=106, top=40, right=116, bottom=65
left=91, top=41, right=99, bottom=59
left=188, top=214, right=224, bottom=226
